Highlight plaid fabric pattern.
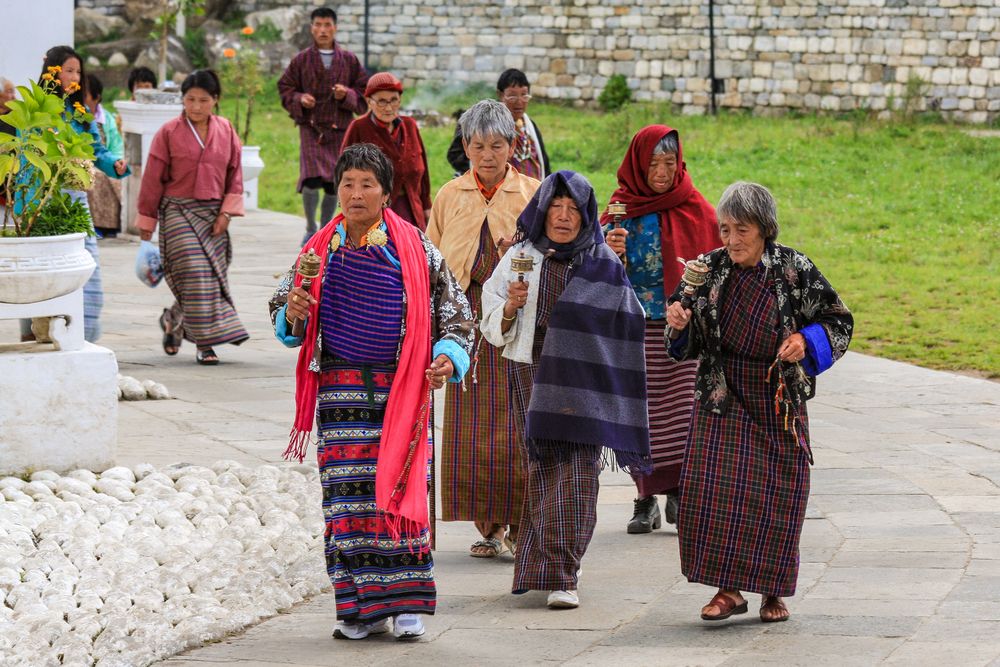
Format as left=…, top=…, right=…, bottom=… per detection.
left=509, top=259, right=600, bottom=592
left=159, top=197, right=249, bottom=347
left=441, top=222, right=523, bottom=523
left=679, top=265, right=811, bottom=597
left=317, top=358, right=435, bottom=622
left=634, top=320, right=698, bottom=496
left=511, top=441, right=601, bottom=593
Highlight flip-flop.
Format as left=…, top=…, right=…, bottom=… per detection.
left=196, top=348, right=219, bottom=365
left=159, top=309, right=180, bottom=356
left=469, top=537, right=504, bottom=558
left=701, top=592, right=749, bottom=621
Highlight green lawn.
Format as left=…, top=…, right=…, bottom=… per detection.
left=219, top=84, right=1000, bottom=377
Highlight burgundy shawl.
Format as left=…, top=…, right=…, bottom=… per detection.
left=600, top=125, right=721, bottom=292
left=341, top=113, right=432, bottom=230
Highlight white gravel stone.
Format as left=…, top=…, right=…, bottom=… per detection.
left=0, top=462, right=326, bottom=666
left=118, top=376, right=146, bottom=401
left=142, top=379, right=171, bottom=400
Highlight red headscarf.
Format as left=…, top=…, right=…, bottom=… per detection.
left=600, top=125, right=721, bottom=292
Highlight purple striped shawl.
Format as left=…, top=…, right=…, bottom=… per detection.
left=519, top=171, right=651, bottom=474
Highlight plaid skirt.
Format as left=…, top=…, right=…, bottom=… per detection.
left=679, top=265, right=810, bottom=597
left=441, top=226, right=523, bottom=525
left=633, top=320, right=698, bottom=497
left=159, top=197, right=248, bottom=348
left=317, top=358, right=435, bottom=621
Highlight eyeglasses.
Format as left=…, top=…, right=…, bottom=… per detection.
left=372, top=98, right=401, bottom=108
left=502, top=94, right=532, bottom=103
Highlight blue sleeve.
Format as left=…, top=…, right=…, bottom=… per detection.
left=667, top=327, right=689, bottom=360
left=432, top=338, right=470, bottom=383
left=800, top=323, right=833, bottom=376
left=274, top=304, right=304, bottom=348
left=86, top=123, right=129, bottom=179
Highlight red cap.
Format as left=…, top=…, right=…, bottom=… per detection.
left=364, top=72, right=403, bottom=97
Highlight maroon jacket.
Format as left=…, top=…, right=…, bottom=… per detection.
left=278, top=44, right=369, bottom=189
left=341, top=112, right=432, bottom=230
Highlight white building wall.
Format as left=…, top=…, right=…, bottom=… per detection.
left=0, top=0, right=75, bottom=90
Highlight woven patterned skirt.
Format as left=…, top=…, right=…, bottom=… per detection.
left=440, top=277, right=522, bottom=525
left=633, top=320, right=698, bottom=497
left=678, top=265, right=811, bottom=598
left=317, top=359, right=435, bottom=622
left=159, top=197, right=248, bottom=348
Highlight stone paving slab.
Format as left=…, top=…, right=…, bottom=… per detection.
left=7, top=210, right=997, bottom=665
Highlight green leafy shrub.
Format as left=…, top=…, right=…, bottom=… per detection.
left=183, top=26, right=208, bottom=69
left=248, top=21, right=282, bottom=43
left=598, top=74, right=632, bottom=112
left=0, top=68, right=96, bottom=237
left=28, top=193, right=95, bottom=237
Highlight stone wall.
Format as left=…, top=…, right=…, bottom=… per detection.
left=82, top=0, right=1000, bottom=123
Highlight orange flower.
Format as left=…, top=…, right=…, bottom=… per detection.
left=223, top=48, right=237, bottom=58
left=42, top=73, right=54, bottom=81
left=73, top=102, right=86, bottom=115
left=47, top=65, right=62, bottom=74
left=241, top=26, right=254, bottom=35
left=66, top=81, right=80, bottom=93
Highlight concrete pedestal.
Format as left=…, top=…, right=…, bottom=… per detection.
left=0, top=343, right=118, bottom=476
left=241, top=146, right=264, bottom=211
left=117, top=96, right=182, bottom=236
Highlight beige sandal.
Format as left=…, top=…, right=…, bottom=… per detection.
left=469, top=537, right=504, bottom=558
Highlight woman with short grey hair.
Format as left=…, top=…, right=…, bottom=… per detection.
left=666, top=181, right=854, bottom=624
left=428, top=99, right=540, bottom=560
left=600, top=124, right=722, bottom=537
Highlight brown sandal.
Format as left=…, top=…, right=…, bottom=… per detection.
left=760, top=596, right=790, bottom=623
left=701, top=591, right=749, bottom=621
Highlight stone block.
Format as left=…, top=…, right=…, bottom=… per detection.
left=0, top=344, right=118, bottom=476
left=947, top=40, right=968, bottom=57
left=969, top=68, right=989, bottom=86
left=754, top=35, right=775, bottom=52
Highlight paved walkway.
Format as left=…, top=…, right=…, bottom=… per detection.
left=24, top=210, right=1000, bottom=666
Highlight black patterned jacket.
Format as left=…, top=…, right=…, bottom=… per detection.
left=668, top=242, right=853, bottom=415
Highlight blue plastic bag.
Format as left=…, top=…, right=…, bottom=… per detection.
left=135, top=240, right=164, bottom=288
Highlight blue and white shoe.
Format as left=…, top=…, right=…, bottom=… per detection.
left=393, top=613, right=426, bottom=639
left=333, top=620, right=369, bottom=640
left=332, top=617, right=391, bottom=640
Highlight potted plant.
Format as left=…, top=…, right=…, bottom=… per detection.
left=0, top=68, right=99, bottom=304
left=220, top=27, right=265, bottom=210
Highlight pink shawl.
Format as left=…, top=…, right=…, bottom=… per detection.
left=284, top=208, right=432, bottom=547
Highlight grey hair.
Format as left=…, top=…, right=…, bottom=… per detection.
left=334, top=143, right=395, bottom=196
left=653, top=132, right=679, bottom=157
left=459, top=99, right=516, bottom=144
left=716, top=181, right=779, bottom=242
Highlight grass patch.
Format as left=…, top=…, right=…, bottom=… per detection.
left=219, top=82, right=1000, bottom=377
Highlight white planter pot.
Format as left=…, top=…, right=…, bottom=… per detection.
left=241, top=145, right=265, bottom=211
left=0, top=233, right=96, bottom=304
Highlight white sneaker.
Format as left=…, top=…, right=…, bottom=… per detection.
left=547, top=590, right=580, bottom=609
left=366, top=618, right=391, bottom=635
left=332, top=620, right=370, bottom=640
left=393, top=613, right=426, bottom=639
